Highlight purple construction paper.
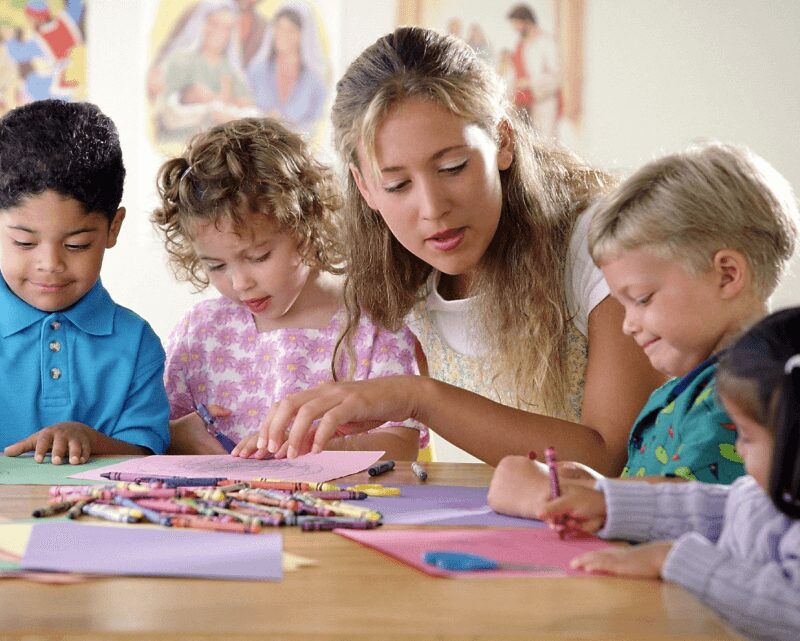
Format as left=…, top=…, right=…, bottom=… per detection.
left=21, top=522, right=282, bottom=581
left=361, top=485, right=545, bottom=528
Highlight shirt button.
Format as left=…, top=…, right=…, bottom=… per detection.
left=50, top=368, right=62, bottom=380
left=50, top=321, right=61, bottom=330
left=49, top=341, right=61, bottom=352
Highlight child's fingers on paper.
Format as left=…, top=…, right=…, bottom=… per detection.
left=3, top=434, right=36, bottom=457
left=50, top=431, right=73, bottom=465
left=67, top=437, right=86, bottom=465
left=35, top=431, right=57, bottom=463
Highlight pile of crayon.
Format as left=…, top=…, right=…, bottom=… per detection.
left=32, top=474, right=385, bottom=534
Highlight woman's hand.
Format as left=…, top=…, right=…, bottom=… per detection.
left=253, top=376, right=420, bottom=459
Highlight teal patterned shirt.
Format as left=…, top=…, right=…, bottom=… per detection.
left=621, top=356, right=745, bottom=483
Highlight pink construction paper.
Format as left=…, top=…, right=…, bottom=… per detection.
left=69, top=451, right=385, bottom=483
left=21, top=522, right=282, bottom=581
left=336, top=528, right=611, bottom=578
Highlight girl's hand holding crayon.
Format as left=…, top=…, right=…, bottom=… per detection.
left=570, top=541, right=673, bottom=579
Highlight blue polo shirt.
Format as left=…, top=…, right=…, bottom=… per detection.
left=0, top=275, right=169, bottom=453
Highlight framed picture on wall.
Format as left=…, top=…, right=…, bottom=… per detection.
left=146, top=0, right=334, bottom=153
left=405, top=0, right=584, bottom=143
left=0, top=0, right=87, bottom=116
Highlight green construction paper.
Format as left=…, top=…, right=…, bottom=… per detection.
left=0, top=455, right=133, bottom=485
left=0, top=559, right=20, bottom=572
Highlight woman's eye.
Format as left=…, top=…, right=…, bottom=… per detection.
left=440, top=160, right=468, bottom=174
left=384, top=180, right=409, bottom=193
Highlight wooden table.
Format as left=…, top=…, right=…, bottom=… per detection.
left=0, top=462, right=742, bottom=641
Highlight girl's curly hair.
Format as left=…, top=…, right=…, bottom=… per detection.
left=152, top=117, right=344, bottom=290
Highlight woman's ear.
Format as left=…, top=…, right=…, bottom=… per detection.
left=496, top=119, right=514, bottom=171
left=349, top=163, right=378, bottom=210
left=713, top=248, right=749, bottom=299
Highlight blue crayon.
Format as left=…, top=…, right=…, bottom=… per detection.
left=114, top=495, right=171, bottom=526
left=367, top=460, right=395, bottom=477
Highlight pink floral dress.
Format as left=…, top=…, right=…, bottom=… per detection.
left=165, top=296, right=427, bottom=447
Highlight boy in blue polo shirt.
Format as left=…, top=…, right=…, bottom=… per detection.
left=0, top=100, right=169, bottom=464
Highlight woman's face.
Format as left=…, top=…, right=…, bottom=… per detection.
left=351, top=98, right=512, bottom=282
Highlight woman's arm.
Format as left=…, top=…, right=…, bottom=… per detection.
left=260, top=298, right=662, bottom=472
left=327, top=426, right=420, bottom=461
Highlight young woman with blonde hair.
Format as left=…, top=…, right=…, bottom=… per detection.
left=239, top=26, right=663, bottom=471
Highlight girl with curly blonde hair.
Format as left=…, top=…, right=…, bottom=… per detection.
left=153, top=117, right=426, bottom=459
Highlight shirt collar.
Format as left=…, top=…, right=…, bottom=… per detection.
left=0, top=275, right=114, bottom=337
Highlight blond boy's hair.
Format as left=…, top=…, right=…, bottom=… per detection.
left=588, top=142, right=798, bottom=299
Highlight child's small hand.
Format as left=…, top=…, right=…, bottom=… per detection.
left=538, top=485, right=608, bottom=535
left=570, top=541, right=673, bottom=579
left=556, top=460, right=605, bottom=486
left=488, top=455, right=553, bottom=519
left=167, top=406, right=230, bottom=455
left=3, top=422, right=94, bottom=464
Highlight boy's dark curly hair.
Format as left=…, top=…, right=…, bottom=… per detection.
left=0, top=99, right=125, bottom=222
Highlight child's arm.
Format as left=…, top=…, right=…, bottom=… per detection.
left=570, top=542, right=673, bottom=579
left=488, top=454, right=608, bottom=533
left=167, top=407, right=230, bottom=455
left=3, top=422, right=149, bottom=465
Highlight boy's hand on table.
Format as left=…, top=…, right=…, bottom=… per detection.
left=571, top=541, right=673, bottom=579
left=3, top=422, right=94, bottom=464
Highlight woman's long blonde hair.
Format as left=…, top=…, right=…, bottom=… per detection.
left=331, top=27, right=611, bottom=414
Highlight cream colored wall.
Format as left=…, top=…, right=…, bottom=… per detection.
left=85, top=0, right=799, bottom=463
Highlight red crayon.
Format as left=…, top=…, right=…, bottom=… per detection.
left=544, top=446, right=565, bottom=539
left=170, top=515, right=261, bottom=534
